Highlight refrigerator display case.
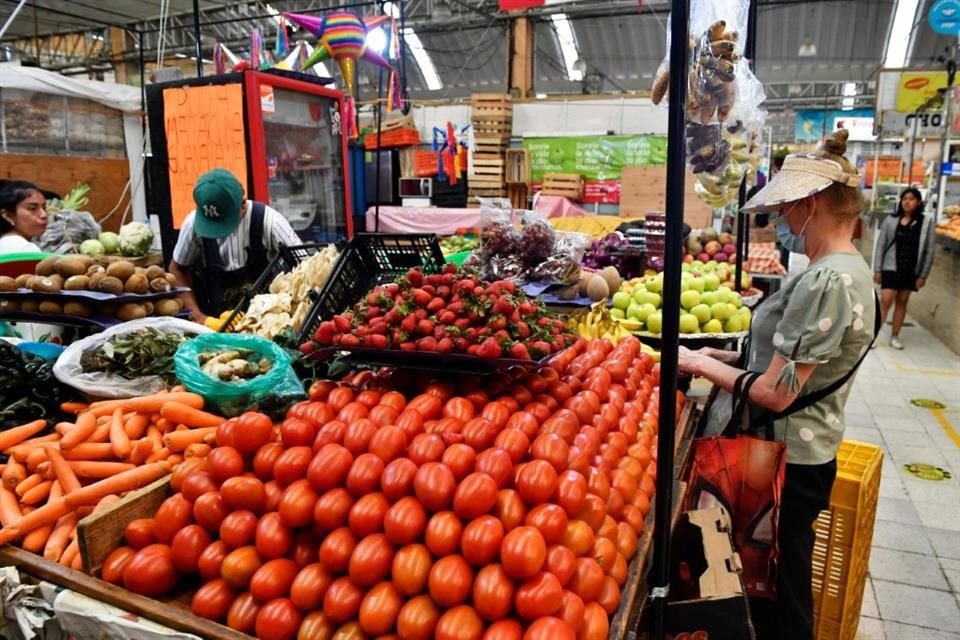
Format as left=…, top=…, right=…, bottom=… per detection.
left=146, top=70, right=351, bottom=260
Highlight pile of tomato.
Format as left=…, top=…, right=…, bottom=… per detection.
left=100, top=336, right=677, bottom=640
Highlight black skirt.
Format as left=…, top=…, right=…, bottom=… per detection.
left=881, top=270, right=917, bottom=291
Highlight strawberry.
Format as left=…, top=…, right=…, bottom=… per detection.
left=467, top=344, right=481, bottom=356
left=355, top=325, right=370, bottom=337
left=447, top=300, right=464, bottom=314
left=456, top=337, right=471, bottom=353
left=454, top=318, right=472, bottom=330
left=427, top=297, right=445, bottom=313
left=551, top=336, right=565, bottom=352
left=369, top=320, right=387, bottom=335
left=493, top=297, right=516, bottom=315
left=538, top=317, right=554, bottom=328
left=510, top=311, right=521, bottom=324
left=340, top=334, right=360, bottom=348
left=299, top=341, right=315, bottom=355
left=367, top=334, right=388, bottom=349
left=438, top=310, right=457, bottom=325
left=406, top=269, right=424, bottom=287
left=515, top=321, right=531, bottom=339
left=477, top=337, right=502, bottom=358
left=399, top=341, right=417, bottom=352
left=417, top=319, right=435, bottom=336
left=314, top=321, right=337, bottom=345
left=474, top=286, right=486, bottom=297
left=495, top=330, right=510, bottom=341
left=488, top=315, right=507, bottom=331
left=454, top=279, right=476, bottom=296
left=411, top=289, right=432, bottom=307
left=518, top=301, right=537, bottom=316
left=433, top=326, right=448, bottom=340
left=414, top=309, right=428, bottom=321
left=441, top=273, right=454, bottom=286
left=437, top=337, right=454, bottom=353
left=401, top=314, right=417, bottom=334
left=384, top=283, right=401, bottom=297
left=532, top=340, right=552, bottom=358
left=421, top=285, right=437, bottom=297
left=383, top=309, right=402, bottom=326
left=443, top=263, right=458, bottom=274
left=333, top=315, right=351, bottom=332
left=417, top=336, right=439, bottom=351
left=426, top=274, right=443, bottom=287
left=366, top=307, right=383, bottom=319
left=509, top=343, right=531, bottom=360
left=436, top=286, right=451, bottom=299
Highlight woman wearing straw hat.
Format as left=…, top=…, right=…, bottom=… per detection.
left=678, top=130, right=878, bottom=640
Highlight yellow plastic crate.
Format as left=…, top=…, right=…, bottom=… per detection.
left=811, top=440, right=884, bottom=640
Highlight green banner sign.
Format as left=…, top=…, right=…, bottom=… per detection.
left=522, top=135, right=667, bottom=182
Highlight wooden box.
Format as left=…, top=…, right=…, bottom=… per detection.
left=474, top=136, right=509, bottom=154
left=506, top=149, right=531, bottom=185
left=508, top=183, right=529, bottom=209
left=542, top=173, right=584, bottom=200
left=471, top=93, right=513, bottom=140
left=620, top=166, right=713, bottom=229
left=470, top=155, right=506, bottom=189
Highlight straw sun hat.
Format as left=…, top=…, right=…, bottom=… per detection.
left=742, top=130, right=861, bottom=213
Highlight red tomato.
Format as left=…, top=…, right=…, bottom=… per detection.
left=461, top=515, right=505, bottom=566
left=356, top=389, right=382, bottom=409
left=293, top=400, right=335, bottom=426
left=407, top=394, right=442, bottom=419
left=290, top=563, right=332, bottom=611
left=369, top=404, right=399, bottom=427
left=191, top=578, right=236, bottom=622
left=171, top=458, right=208, bottom=492
left=208, top=446, right=245, bottom=483
left=307, top=444, right=354, bottom=493
left=554, top=470, right=588, bottom=518
left=524, top=616, right=575, bottom=640
left=609, top=552, right=628, bottom=586
left=481, top=402, right=510, bottom=428
left=578, top=494, right=607, bottom=533
left=171, top=524, right=212, bottom=572
left=278, top=479, right=319, bottom=528
left=501, top=526, right=546, bottom=580
left=380, top=457, right=418, bottom=502
left=124, top=518, right=156, bottom=549
left=273, top=446, right=313, bottom=487
left=391, top=543, right=432, bottom=596
left=377, top=391, right=406, bottom=414
left=531, top=433, right=570, bottom=472
left=181, top=471, right=219, bottom=503
left=593, top=537, right=618, bottom=574
left=255, top=598, right=302, bottom=640
left=493, top=489, right=527, bottom=532
left=358, top=581, right=403, bottom=636
left=221, top=545, right=263, bottom=590
left=194, top=491, right=228, bottom=533
left=472, top=563, right=515, bottom=621
left=327, top=387, right=355, bottom=412
left=525, top=503, right=569, bottom=545
left=428, top=554, right=473, bottom=607
left=319, top=527, right=357, bottom=574
left=323, top=577, right=364, bottom=624
left=215, top=420, right=237, bottom=449
left=314, top=421, right=347, bottom=450
left=545, top=544, right=576, bottom=585
left=435, top=605, right=483, bottom=640
left=424, top=511, right=462, bottom=556
left=153, top=494, right=193, bottom=545
left=462, top=417, right=497, bottom=451
left=249, top=557, right=298, bottom=602
left=485, top=619, right=524, bottom=640
left=578, top=602, right=609, bottom=640
left=568, top=557, right=605, bottom=602
left=101, top=546, right=135, bottom=585
left=122, top=544, right=179, bottom=597
left=406, top=433, right=443, bottom=466
left=475, top=448, right=513, bottom=489
left=348, top=533, right=394, bottom=587
left=197, top=540, right=230, bottom=581
left=453, top=472, right=498, bottom=520
left=369, top=426, right=407, bottom=463
left=595, top=576, right=620, bottom=614
left=397, top=595, right=440, bottom=640
left=517, top=460, right=559, bottom=506
left=298, top=612, right=334, bottom=640
left=384, top=496, right=427, bottom=546
left=256, top=512, right=294, bottom=560
left=345, top=453, right=384, bottom=496
left=314, top=487, right=354, bottom=532
left=494, top=428, right=530, bottom=464
left=396, top=409, right=427, bottom=440
left=597, top=515, right=618, bottom=542
left=220, top=476, right=266, bottom=514
left=515, top=571, right=563, bottom=619
left=308, top=381, right=336, bottom=402
left=563, top=520, right=596, bottom=557
left=441, top=443, right=476, bottom=481
left=414, top=462, right=456, bottom=512
left=556, top=590, right=585, bottom=632
left=254, top=443, right=284, bottom=481
left=348, top=492, right=389, bottom=537
left=225, top=591, right=260, bottom=633
left=586, top=467, right=610, bottom=501
left=289, top=531, right=318, bottom=568
left=443, top=397, right=475, bottom=422
left=281, top=417, right=316, bottom=448
left=343, top=419, right=377, bottom=456
left=615, top=522, right=637, bottom=560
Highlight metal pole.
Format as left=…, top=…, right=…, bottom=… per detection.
left=649, top=0, right=688, bottom=637
left=0, top=0, right=27, bottom=42
left=374, top=0, right=386, bottom=232
left=734, top=0, right=758, bottom=292
left=908, top=112, right=919, bottom=186
left=192, top=0, right=203, bottom=77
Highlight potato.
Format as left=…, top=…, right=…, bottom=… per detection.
left=106, top=261, right=136, bottom=282
left=35, top=256, right=58, bottom=276
left=86, top=264, right=106, bottom=277
left=116, top=303, right=147, bottom=321
left=145, top=265, right=166, bottom=281
left=47, top=274, right=64, bottom=291
left=38, top=300, right=63, bottom=314
left=143, top=301, right=155, bottom=315
left=154, top=298, right=182, bottom=316
left=149, top=277, right=172, bottom=293
left=64, top=275, right=91, bottom=291
left=53, top=257, right=86, bottom=278
left=15, top=274, right=32, bottom=288
left=0, top=276, right=16, bottom=292
left=88, top=273, right=107, bottom=290
left=123, top=273, right=149, bottom=294
left=63, top=301, right=92, bottom=318
left=31, top=276, right=61, bottom=293
left=97, top=276, right=124, bottom=295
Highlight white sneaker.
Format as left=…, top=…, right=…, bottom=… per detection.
left=890, top=337, right=904, bottom=350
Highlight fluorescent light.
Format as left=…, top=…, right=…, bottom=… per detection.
left=404, top=28, right=442, bottom=90
left=842, top=82, right=856, bottom=110
left=366, top=27, right=388, bottom=55
left=798, top=36, right=816, bottom=57
left=550, top=14, right=583, bottom=82
left=536, top=92, right=547, bottom=99
left=884, top=0, right=921, bottom=68
left=383, top=2, right=400, bottom=18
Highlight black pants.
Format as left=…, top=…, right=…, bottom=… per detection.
left=752, top=459, right=837, bottom=640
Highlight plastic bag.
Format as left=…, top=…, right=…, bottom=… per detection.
left=478, top=198, right=518, bottom=258
left=35, top=210, right=101, bottom=254
left=54, top=318, right=212, bottom=399
left=518, top=214, right=556, bottom=265
left=174, top=333, right=305, bottom=417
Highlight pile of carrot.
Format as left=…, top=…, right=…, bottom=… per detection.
left=0, top=389, right=225, bottom=569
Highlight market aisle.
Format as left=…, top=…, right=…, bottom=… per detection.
left=849, top=319, right=960, bottom=640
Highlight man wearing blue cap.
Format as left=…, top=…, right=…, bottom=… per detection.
left=168, top=168, right=300, bottom=322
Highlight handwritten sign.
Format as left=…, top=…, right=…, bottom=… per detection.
left=163, top=84, right=247, bottom=229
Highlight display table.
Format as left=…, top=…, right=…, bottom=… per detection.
left=364, top=195, right=590, bottom=234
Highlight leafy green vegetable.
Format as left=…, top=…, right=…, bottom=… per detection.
left=79, top=327, right=185, bottom=383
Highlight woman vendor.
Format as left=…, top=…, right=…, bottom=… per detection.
left=0, top=180, right=48, bottom=254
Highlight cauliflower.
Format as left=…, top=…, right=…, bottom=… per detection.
left=118, top=221, right=155, bottom=257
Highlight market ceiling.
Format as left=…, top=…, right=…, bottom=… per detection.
left=0, top=0, right=952, bottom=102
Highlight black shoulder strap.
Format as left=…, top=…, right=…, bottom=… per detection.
left=247, top=201, right=268, bottom=270
left=200, top=235, right=222, bottom=269
left=723, top=371, right=761, bottom=437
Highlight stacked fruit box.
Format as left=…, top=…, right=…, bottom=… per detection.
left=469, top=94, right=513, bottom=206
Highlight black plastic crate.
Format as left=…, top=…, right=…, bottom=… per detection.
left=297, top=233, right=446, bottom=344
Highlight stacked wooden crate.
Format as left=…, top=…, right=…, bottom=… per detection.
left=506, top=148, right=531, bottom=210
left=542, top=173, right=584, bottom=200
left=469, top=94, right=512, bottom=206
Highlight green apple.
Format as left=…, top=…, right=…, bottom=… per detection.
left=700, top=291, right=719, bottom=307
left=681, top=263, right=692, bottom=273
left=679, top=313, right=700, bottom=334
left=691, top=260, right=704, bottom=269
left=690, top=303, right=711, bottom=325
left=710, top=302, right=733, bottom=321
left=680, top=289, right=701, bottom=311
left=726, top=303, right=738, bottom=318
left=637, top=303, right=657, bottom=323
left=646, top=311, right=663, bottom=334
left=729, top=293, right=743, bottom=309
left=645, top=276, right=663, bottom=294
left=703, top=318, right=724, bottom=334
left=633, top=288, right=648, bottom=303
left=724, top=316, right=743, bottom=333
left=702, top=261, right=716, bottom=272
left=626, top=302, right=644, bottom=320
left=687, top=277, right=705, bottom=293
left=637, top=291, right=662, bottom=308
left=611, top=308, right=626, bottom=320
left=702, top=273, right=720, bottom=291
left=612, top=291, right=632, bottom=310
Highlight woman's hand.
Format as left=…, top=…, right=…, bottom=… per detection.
left=873, top=272, right=881, bottom=284
left=699, top=347, right=741, bottom=364
left=678, top=346, right=707, bottom=375
left=916, top=277, right=926, bottom=289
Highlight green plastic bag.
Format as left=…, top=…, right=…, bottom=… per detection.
left=174, top=333, right=305, bottom=417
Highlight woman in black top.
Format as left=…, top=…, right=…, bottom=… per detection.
left=872, top=188, right=936, bottom=350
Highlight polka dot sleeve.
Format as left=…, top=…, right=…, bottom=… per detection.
left=771, top=267, right=853, bottom=394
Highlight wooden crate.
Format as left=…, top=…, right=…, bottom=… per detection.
left=470, top=155, right=506, bottom=191
left=471, top=93, right=513, bottom=140
left=474, top=135, right=509, bottom=154
left=506, top=148, right=531, bottom=184
left=508, top=183, right=529, bottom=209
left=542, top=173, right=584, bottom=200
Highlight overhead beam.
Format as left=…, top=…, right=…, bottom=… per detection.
left=507, top=16, right=534, bottom=98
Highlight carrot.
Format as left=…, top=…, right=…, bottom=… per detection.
left=163, top=427, right=218, bottom=452
left=26, top=447, right=48, bottom=471
left=22, top=483, right=61, bottom=553
left=0, top=420, right=47, bottom=452
left=160, top=402, right=224, bottom=428
left=93, top=494, right=120, bottom=512
left=2, top=458, right=26, bottom=489
left=21, top=480, right=53, bottom=505
left=15, top=473, right=44, bottom=497
left=60, top=412, right=97, bottom=450
left=67, top=461, right=135, bottom=479
left=70, top=550, right=83, bottom=571
left=0, top=485, right=23, bottom=527
left=168, top=454, right=184, bottom=466
left=156, top=418, right=173, bottom=432
left=43, top=511, right=77, bottom=561
left=59, top=402, right=88, bottom=414
left=109, top=408, right=132, bottom=459
left=88, top=392, right=204, bottom=417
left=88, top=417, right=114, bottom=444
left=44, top=445, right=81, bottom=494
left=171, top=385, right=185, bottom=393
left=127, top=439, right=154, bottom=466
left=55, top=422, right=75, bottom=437
left=204, top=431, right=218, bottom=446
left=184, top=443, right=212, bottom=459
left=61, top=443, right=116, bottom=461
left=175, top=424, right=189, bottom=431
left=15, top=433, right=60, bottom=448
left=1, top=463, right=169, bottom=545
left=60, top=537, right=79, bottom=567
left=124, top=414, right=149, bottom=440
left=146, top=447, right=171, bottom=463
left=146, top=426, right=163, bottom=450
left=150, top=413, right=161, bottom=425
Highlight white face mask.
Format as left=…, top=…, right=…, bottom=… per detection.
left=774, top=200, right=808, bottom=254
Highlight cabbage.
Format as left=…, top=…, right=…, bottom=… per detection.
left=118, top=222, right=154, bottom=257
left=80, top=239, right=105, bottom=257
left=98, top=231, right=120, bottom=254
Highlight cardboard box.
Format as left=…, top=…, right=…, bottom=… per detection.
left=639, top=508, right=755, bottom=640
left=619, top=167, right=713, bottom=229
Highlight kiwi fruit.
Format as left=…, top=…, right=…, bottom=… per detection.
left=134, top=266, right=147, bottom=276
left=106, top=261, right=136, bottom=281
left=35, top=256, right=58, bottom=276
left=63, top=301, right=92, bottom=318
left=149, top=277, right=172, bottom=293
left=64, top=275, right=91, bottom=291
left=155, top=298, right=182, bottom=316
left=48, top=274, right=64, bottom=291
left=124, top=273, right=149, bottom=294
left=15, top=274, right=32, bottom=288
left=54, top=257, right=86, bottom=278
left=145, top=265, right=166, bottom=281
left=20, top=299, right=39, bottom=313
left=38, top=300, right=63, bottom=314
left=86, top=264, right=106, bottom=277
left=143, top=301, right=155, bottom=315
left=31, top=276, right=61, bottom=293
left=88, top=273, right=107, bottom=290
left=116, top=303, right=147, bottom=321
left=164, top=273, right=177, bottom=285
left=97, top=276, right=124, bottom=295
left=74, top=255, right=93, bottom=271
left=0, top=298, right=18, bottom=312
left=0, top=276, right=16, bottom=292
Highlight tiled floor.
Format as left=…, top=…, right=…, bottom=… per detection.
left=851, top=320, right=960, bottom=639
